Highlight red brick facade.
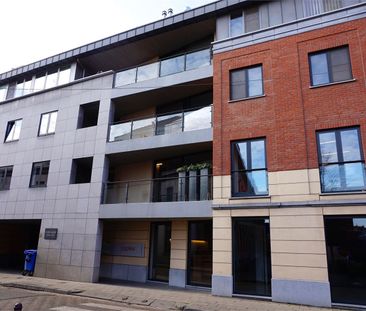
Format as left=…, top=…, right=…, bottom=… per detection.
left=213, top=19, right=366, bottom=176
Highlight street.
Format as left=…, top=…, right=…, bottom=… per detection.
left=0, top=287, right=148, bottom=311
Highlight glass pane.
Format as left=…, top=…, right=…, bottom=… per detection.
left=0, top=85, right=7, bottom=102
left=131, top=117, right=155, bottom=139
left=344, top=162, right=366, bottom=189
left=156, top=113, right=182, bottom=135
left=58, top=67, right=71, bottom=85
left=230, top=13, right=243, bottom=37
left=310, top=53, right=330, bottom=85
left=188, top=221, right=212, bottom=287
left=319, top=132, right=338, bottom=163
left=251, top=140, right=266, bottom=169
left=341, top=129, right=361, bottom=161
left=114, top=68, right=137, bottom=86
left=14, top=81, right=24, bottom=98
left=325, top=216, right=366, bottom=305
left=104, top=182, right=128, bottom=204
left=109, top=122, right=131, bottom=142
left=230, top=69, right=246, bottom=100
left=160, top=55, right=185, bottom=77
left=331, top=47, right=352, bottom=82
left=136, top=63, right=159, bottom=82
left=321, top=164, right=341, bottom=192
left=185, top=49, right=211, bottom=71
left=45, top=71, right=58, bottom=89
left=233, top=142, right=248, bottom=171
left=248, top=66, right=263, bottom=97
left=244, top=7, right=259, bottom=33
left=13, top=120, right=22, bottom=140
left=183, top=106, right=211, bottom=131
left=34, top=75, right=46, bottom=92
left=232, top=170, right=268, bottom=196
left=323, top=0, right=342, bottom=12
left=48, top=112, right=58, bottom=133
left=39, top=114, right=49, bottom=135
left=23, top=79, right=32, bottom=96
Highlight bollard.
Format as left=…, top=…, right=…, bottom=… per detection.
left=14, top=303, right=22, bottom=311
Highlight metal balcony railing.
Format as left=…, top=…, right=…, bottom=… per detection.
left=102, top=174, right=213, bottom=204
left=108, top=105, right=212, bottom=142
left=114, top=47, right=211, bottom=87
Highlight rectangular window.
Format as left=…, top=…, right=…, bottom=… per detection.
left=77, top=101, right=99, bottom=129
left=231, top=138, right=268, bottom=196
left=244, top=7, right=260, bottom=33
left=0, top=166, right=13, bottom=191
left=0, top=85, right=8, bottom=102
left=70, top=157, right=93, bottom=184
left=30, top=161, right=50, bottom=188
left=230, top=11, right=243, bottom=37
left=317, top=127, right=366, bottom=192
left=4, top=119, right=22, bottom=142
left=309, top=46, right=352, bottom=86
left=39, top=111, right=58, bottom=136
left=230, top=65, right=263, bottom=100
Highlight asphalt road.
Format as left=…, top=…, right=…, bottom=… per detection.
left=0, top=287, right=149, bottom=311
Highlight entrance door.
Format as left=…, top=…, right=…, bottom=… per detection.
left=325, top=216, right=366, bottom=306
left=233, top=218, right=271, bottom=296
left=187, top=220, right=212, bottom=287
left=149, top=222, right=171, bottom=282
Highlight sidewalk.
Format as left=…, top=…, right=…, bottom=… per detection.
left=0, top=273, right=342, bottom=311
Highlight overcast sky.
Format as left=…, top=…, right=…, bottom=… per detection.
left=0, top=0, right=214, bottom=73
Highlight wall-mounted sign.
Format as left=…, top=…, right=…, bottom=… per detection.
left=44, top=228, right=58, bottom=240
left=102, top=242, right=144, bottom=257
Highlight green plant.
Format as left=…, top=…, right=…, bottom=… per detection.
left=176, top=162, right=211, bottom=172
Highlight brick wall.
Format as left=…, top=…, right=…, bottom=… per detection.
left=213, top=19, right=366, bottom=176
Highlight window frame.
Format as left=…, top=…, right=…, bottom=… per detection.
left=309, top=45, right=353, bottom=87
left=0, top=165, right=13, bottom=191
left=38, top=110, right=58, bottom=136
left=316, top=126, right=366, bottom=193
left=231, top=137, right=268, bottom=197
left=4, top=118, right=22, bottom=143
left=29, top=161, right=50, bottom=188
left=230, top=64, right=264, bottom=101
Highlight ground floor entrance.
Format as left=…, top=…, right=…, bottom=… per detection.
left=233, top=217, right=271, bottom=297
left=325, top=215, right=366, bottom=306
left=0, top=220, right=41, bottom=272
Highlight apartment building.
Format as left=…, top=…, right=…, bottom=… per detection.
left=0, top=0, right=365, bottom=309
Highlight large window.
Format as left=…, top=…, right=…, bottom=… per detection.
left=39, top=111, right=58, bottom=136
left=309, top=46, right=352, bottom=86
left=230, top=65, right=263, bottom=100
left=230, top=7, right=260, bottom=37
left=4, top=119, right=22, bottom=142
left=230, top=11, right=243, bottom=37
left=231, top=138, right=268, bottom=196
left=0, top=166, right=13, bottom=191
left=244, top=7, right=260, bottom=33
left=30, top=161, right=50, bottom=188
left=317, top=127, right=366, bottom=193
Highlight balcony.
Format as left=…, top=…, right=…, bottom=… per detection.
left=114, top=48, right=211, bottom=88
left=103, top=174, right=212, bottom=204
left=108, top=106, right=212, bottom=142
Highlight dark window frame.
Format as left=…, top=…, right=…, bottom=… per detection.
left=29, top=161, right=50, bottom=188
left=0, top=165, right=13, bottom=191
left=230, top=64, right=264, bottom=101
left=4, top=118, right=22, bottom=143
left=38, top=110, right=58, bottom=136
left=309, top=45, right=353, bottom=87
left=231, top=137, right=268, bottom=197
left=316, top=126, right=366, bottom=193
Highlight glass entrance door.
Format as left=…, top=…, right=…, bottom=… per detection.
left=233, top=217, right=271, bottom=296
left=325, top=216, right=366, bottom=305
left=149, top=222, right=171, bottom=282
left=187, top=220, right=212, bottom=287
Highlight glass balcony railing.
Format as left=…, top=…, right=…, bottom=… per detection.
left=108, top=105, right=212, bottom=142
left=103, top=175, right=213, bottom=204
left=114, top=48, right=211, bottom=87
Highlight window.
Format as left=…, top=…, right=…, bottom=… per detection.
left=4, top=119, right=22, bottom=142
left=309, top=46, right=352, bottom=86
left=230, top=65, right=263, bottom=100
left=317, top=127, right=366, bottom=192
left=0, top=85, right=8, bottom=102
left=230, top=11, right=243, bottom=37
left=303, top=0, right=342, bottom=17
left=244, top=7, right=259, bottom=33
left=0, top=166, right=13, bottom=190
left=77, top=101, right=99, bottom=129
left=30, top=161, right=50, bottom=188
left=39, top=111, right=58, bottom=136
left=70, top=157, right=93, bottom=184
left=231, top=138, right=268, bottom=196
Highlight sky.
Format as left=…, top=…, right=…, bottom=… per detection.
left=0, top=0, right=215, bottom=73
